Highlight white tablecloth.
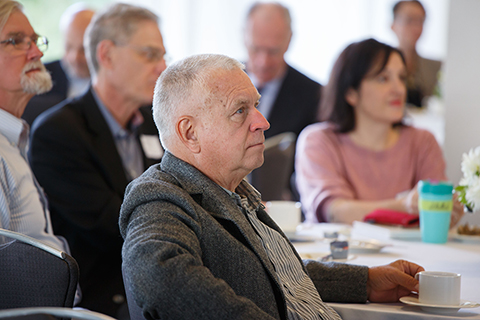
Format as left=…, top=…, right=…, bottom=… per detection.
left=293, top=223, right=480, bottom=320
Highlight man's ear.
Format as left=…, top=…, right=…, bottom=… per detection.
left=96, top=40, right=115, bottom=70
left=345, top=88, right=358, bottom=107
left=176, top=116, right=200, bottom=153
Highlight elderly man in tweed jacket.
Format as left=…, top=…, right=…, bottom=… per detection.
left=119, top=54, right=423, bottom=320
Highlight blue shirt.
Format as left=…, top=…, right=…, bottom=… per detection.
left=92, top=90, right=144, bottom=181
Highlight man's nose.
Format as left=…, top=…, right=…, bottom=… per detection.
left=155, top=57, right=167, bottom=75
left=27, top=42, right=43, bottom=61
left=251, top=108, right=270, bottom=132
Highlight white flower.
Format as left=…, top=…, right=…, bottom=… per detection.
left=457, top=147, right=480, bottom=211
left=459, top=177, right=470, bottom=187
left=466, top=176, right=480, bottom=210
left=461, top=146, right=480, bottom=179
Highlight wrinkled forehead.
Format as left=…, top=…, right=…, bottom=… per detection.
left=206, top=68, right=255, bottom=100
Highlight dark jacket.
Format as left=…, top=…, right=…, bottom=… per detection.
left=29, top=87, right=161, bottom=317
left=263, top=65, right=321, bottom=139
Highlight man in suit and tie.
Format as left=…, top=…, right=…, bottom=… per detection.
left=22, top=4, right=94, bottom=126
left=29, top=3, right=166, bottom=318
left=244, top=2, right=321, bottom=200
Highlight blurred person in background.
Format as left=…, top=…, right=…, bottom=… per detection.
left=295, top=38, right=462, bottom=225
left=391, top=0, right=441, bottom=107
left=244, top=2, right=321, bottom=201
left=29, top=3, right=166, bottom=317
left=22, top=3, right=94, bottom=125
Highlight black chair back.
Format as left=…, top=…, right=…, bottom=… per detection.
left=251, top=132, right=297, bottom=201
left=0, top=229, right=79, bottom=309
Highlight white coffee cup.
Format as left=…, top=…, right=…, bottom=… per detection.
left=415, top=271, right=461, bottom=305
left=265, top=201, right=301, bottom=235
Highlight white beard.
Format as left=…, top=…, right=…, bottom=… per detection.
left=20, top=61, right=53, bottom=95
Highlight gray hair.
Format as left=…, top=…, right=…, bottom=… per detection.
left=153, top=54, right=244, bottom=150
left=0, top=0, right=23, bottom=34
left=84, top=3, right=159, bottom=79
left=246, top=2, right=292, bottom=34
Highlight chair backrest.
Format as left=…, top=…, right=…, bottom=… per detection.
left=0, top=229, right=79, bottom=309
left=0, top=307, right=116, bottom=320
left=250, top=132, right=297, bottom=201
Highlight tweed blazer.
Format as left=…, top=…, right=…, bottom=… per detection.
left=119, top=151, right=368, bottom=320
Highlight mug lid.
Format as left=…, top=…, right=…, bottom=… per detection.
left=418, top=180, right=453, bottom=195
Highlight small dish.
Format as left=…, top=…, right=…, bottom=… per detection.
left=299, top=252, right=329, bottom=260
left=400, top=296, right=480, bottom=314
left=348, top=239, right=389, bottom=253
left=451, top=231, right=480, bottom=243
left=299, top=251, right=356, bottom=262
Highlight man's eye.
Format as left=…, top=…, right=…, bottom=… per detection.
left=145, top=50, right=155, bottom=60
left=235, top=108, right=244, bottom=114
left=10, top=37, right=21, bottom=45
left=143, top=49, right=163, bottom=62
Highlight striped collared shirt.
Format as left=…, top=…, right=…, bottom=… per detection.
left=226, top=180, right=342, bottom=320
left=0, top=108, right=67, bottom=250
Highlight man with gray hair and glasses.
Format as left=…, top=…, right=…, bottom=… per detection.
left=0, top=0, right=68, bottom=250
left=120, top=53, right=424, bottom=320
left=30, top=3, right=166, bottom=317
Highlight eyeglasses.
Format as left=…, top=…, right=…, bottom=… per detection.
left=395, top=16, right=425, bottom=27
left=0, top=34, right=48, bottom=52
left=120, top=44, right=167, bottom=63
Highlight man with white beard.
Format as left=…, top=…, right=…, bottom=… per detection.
left=0, top=0, right=68, bottom=251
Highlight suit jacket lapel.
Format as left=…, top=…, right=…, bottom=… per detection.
left=161, top=152, right=279, bottom=281
left=81, top=88, right=129, bottom=195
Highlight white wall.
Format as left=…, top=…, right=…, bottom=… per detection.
left=443, top=0, right=480, bottom=193
left=128, top=0, right=449, bottom=85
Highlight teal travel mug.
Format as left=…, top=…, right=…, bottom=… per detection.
left=418, top=180, right=453, bottom=244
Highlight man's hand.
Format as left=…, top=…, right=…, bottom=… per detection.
left=367, top=260, right=424, bottom=302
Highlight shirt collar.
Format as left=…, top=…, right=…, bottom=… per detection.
left=0, top=108, right=28, bottom=147
left=92, top=88, right=144, bottom=138
left=248, top=67, right=287, bottom=90
left=222, top=179, right=263, bottom=211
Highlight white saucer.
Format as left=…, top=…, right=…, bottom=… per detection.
left=348, top=239, right=389, bottom=253
left=400, top=296, right=480, bottom=314
left=299, top=252, right=356, bottom=262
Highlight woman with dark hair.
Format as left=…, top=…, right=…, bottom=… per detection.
left=295, top=38, right=462, bottom=224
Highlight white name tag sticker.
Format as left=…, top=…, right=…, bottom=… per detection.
left=140, top=135, right=164, bottom=159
